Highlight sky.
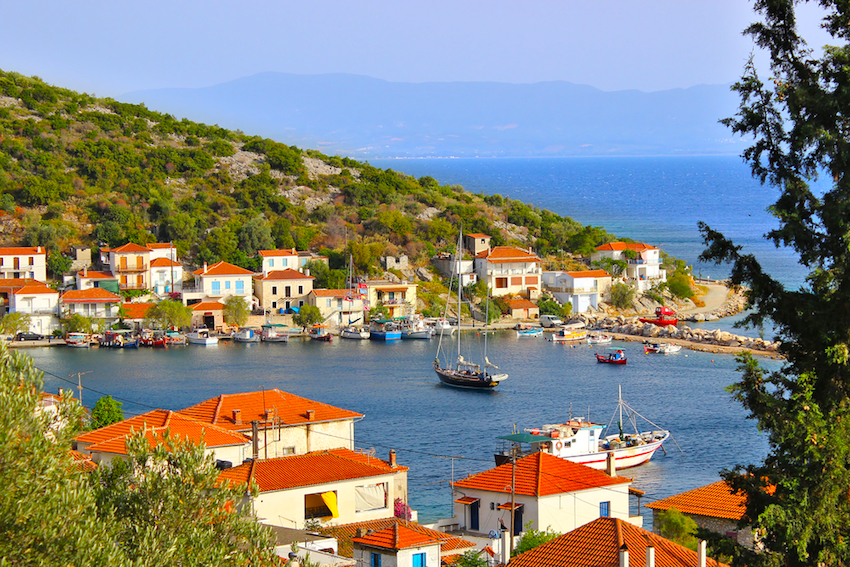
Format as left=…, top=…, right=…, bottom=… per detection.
left=2, top=0, right=834, bottom=98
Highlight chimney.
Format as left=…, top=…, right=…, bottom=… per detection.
left=265, top=408, right=276, bottom=421
left=203, top=262, right=208, bottom=274
left=251, top=420, right=259, bottom=460
left=305, top=268, right=310, bottom=277
left=306, top=409, right=315, bottom=421
left=58, top=387, right=64, bottom=398
left=645, top=545, right=655, bottom=567
left=356, top=528, right=366, bottom=538
left=232, top=409, right=242, bottom=425
left=698, top=540, right=706, bottom=567
left=606, top=451, right=617, bottom=477
left=389, top=449, right=397, bottom=468
left=618, top=544, right=629, bottom=567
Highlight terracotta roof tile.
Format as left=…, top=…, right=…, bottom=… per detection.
left=122, top=302, right=155, bottom=320
left=645, top=481, right=747, bottom=521
left=453, top=452, right=630, bottom=497
left=192, top=301, right=225, bottom=311
left=466, top=233, right=490, bottom=238
left=0, top=278, right=42, bottom=291
left=506, top=299, right=537, bottom=309
left=478, top=246, right=541, bottom=263
left=509, top=517, right=728, bottom=567
left=146, top=242, right=175, bottom=250
left=311, top=289, right=351, bottom=297
left=150, top=257, right=181, bottom=268
left=77, top=270, right=117, bottom=280
left=0, top=246, right=45, bottom=255
left=255, top=269, right=314, bottom=281
left=60, top=288, right=122, bottom=303
left=112, top=243, right=152, bottom=253
left=566, top=270, right=611, bottom=278
left=76, top=409, right=250, bottom=454
left=14, top=284, right=57, bottom=295
left=353, top=523, right=441, bottom=551
left=320, top=517, right=475, bottom=558
left=218, top=448, right=406, bottom=492
left=595, top=242, right=658, bottom=252
left=192, top=261, right=255, bottom=276
left=179, top=388, right=362, bottom=431
left=258, top=249, right=298, bottom=257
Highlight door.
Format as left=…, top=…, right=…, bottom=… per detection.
left=412, top=553, right=426, bottom=567
left=470, top=500, right=480, bottom=531
left=513, top=506, right=523, bottom=536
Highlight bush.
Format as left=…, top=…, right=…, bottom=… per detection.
left=610, top=282, right=635, bottom=309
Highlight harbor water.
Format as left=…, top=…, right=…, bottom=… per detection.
left=31, top=334, right=777, bottom=523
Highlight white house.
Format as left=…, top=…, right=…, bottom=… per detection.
left=254, top=268, right=315, bottom=312
left=10, top=282, right=59, bottom=335
left=447, top=452, right=640, bottom=540
left=189, top=261, right=255, bottom=304
left=218, top=448, right=409, bottom=529
left=591, top=242, right=666, bottom=292
left=362, top=281, right=418, bottom=319
left=474, top=247, right=542, bottom=298
left=149, top=257, right=183, bottom=297
left=73, top=409, right=252, bottom=467
left=59, top=288, right=122, bottom=320
left=308, top=289, right=368, bottom=328
left=431, top=253, right=477, bottom=287
left=352, top=524, right=442, bottom=567
left=258, top=249, right=300, bottom=276
left=0, top=246, right=47, bottom=281
left=76, top=269, right=119, bottom=291
left=541, top=269, right=612, bottom=313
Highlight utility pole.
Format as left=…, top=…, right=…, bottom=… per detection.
left=72, top=371, right=91, bottom=406
left=509, top=443, right=518, bottom=557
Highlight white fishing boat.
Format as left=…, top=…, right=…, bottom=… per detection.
left=65, top=332, right=90, bottom=348
left=644, top=342, right=682, bottom=354
left=233, top=327, right=261, bottom=343
left=495, top=386, right=669, bottom=470
left=434, top=228, right=508, bottom=390
left=401, top=316, right=435, bottom=340
left=340, top=325, right=370, bottom=339
left=261, top=324, right=290, bottom=343
left=186, top=328, right=219, bottom=345
left=548, top=322, right=587, bottom=342
left=516, top=328, right=543, bottom=338
left=424, top=317, right=453, bottom=335
left=586, top=332, right=613, bottom=344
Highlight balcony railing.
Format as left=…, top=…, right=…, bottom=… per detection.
left=116, top=265, right=149, bottom=273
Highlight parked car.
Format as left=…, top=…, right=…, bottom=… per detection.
left=15, top=332, right=44, bottom=341
left=539, top=315, right=564, bottom=328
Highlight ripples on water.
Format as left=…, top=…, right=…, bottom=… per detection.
left=29, top=334, right=778, bottom=523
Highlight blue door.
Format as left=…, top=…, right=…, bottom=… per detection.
left=470, top=500, right=480, bottom=531
left=412, top=552, right=426, bottom=567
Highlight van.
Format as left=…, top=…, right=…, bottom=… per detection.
left=539, top=315, right=564, bottom=328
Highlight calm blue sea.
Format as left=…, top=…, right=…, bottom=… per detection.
left=371, top=156, right=808, bottom=289
left=31, top=336, right=779, bottom=524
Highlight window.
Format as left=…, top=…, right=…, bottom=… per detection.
left=371, top=553, right=381, bottom=567
left=496, top=277, right=508, bottom=289
left=272, top=301, right=277, bottom=309
left=511, top=277, right=523, bottom=286
left=298, top=285, right=303, bottom=295
left=326, top=299, right=332, bottom=308
left=269, top=259, right=275, bottom=267
left=299, top=300, right=304, bottom=307
left=236, top=280, right=244, bottom=293
left=225, top=281, right=231, bottom=290
left=412, top=552, right=426, bottom=567
left=305, top=491, right=337, bottom=519
left=282, top=258, right=288, bottom=267
left=272, top=286, right=278, bottom=295
left=211, top=281, right=220, bottom=294
left=285, top=286, right=291, bottom=297
left=355, top=483, right=388, bottom=512
left=600, top=501, right=610, bottom=518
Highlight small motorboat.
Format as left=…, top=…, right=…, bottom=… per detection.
left=644, top=342, right=682, bottom=354
left=424, top=317, right=453, bottom=335
left=586, top=332, right=613, bottom=345
left=100, top=330, right=140, bottom=348
left=261, top=324, right=290, bottom=343
left=186, top=328, right=219, bottom=345
left=308, top=324, right=332, bottom=342
left=639, top=306, right=678, bottom=327
left=596, top=348, right=627, bottom=364
left=140, top=330, right=168, bottom=348
left=369, top=320, right=401, bottom=341
left=233, top=327, right=261, bottom=343
left=548, top=322, right=587, bottom=342
left=65, top=332, right=90, bottom=348
left=517, top=328, right=543, bottom=338
left=340, top=325, right=370, bottom=339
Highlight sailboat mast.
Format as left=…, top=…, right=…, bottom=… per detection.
left=456, top=228, right=463, bottom=366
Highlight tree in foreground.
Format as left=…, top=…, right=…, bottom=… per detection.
left=89, top=394, right=124, bottom=430
left=0, top=311, right=31, bottom=335
left=293, top=304, right=324, bottom=329
left=144, top=298, right=192, bottom=330
left=223, top=295, right=250, bottom=327
left=700, top=2, right=850, bottom=565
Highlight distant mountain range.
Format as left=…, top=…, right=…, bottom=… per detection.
left=121, top=73, right=743, bottom=158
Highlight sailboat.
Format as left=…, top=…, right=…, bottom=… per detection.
left=340, top=255, right=370, bottom=339
left=433, top=229, right=508, bottom=390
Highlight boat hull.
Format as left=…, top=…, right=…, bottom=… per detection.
left=341, top=329, right=370, bottom=339
left=187, top=336, right=219, bottom=345
left=567, top=432, right=669, bottom=469
left=638, top=318, right=678, bottom=326
left=434, top=361, right=506, bottom=390
left=262, top=335, right=289, bottom=343
left=517, top=330, right=542, bottom=338
left=370, top=330, right=402, bottom=341
left=234, top=336, right=261, bottom=343
left=596, top=353, right=627, bottom=364
left=402, top=330, right=433, bottom=340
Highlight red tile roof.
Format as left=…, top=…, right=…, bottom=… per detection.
left=353, top=523, right=441, bottom=551
left=259, top=249, right=298, bottom=257
left=146, top=242, right=175, bottom=250
left=60, top=288, right=122, bottom=303
left=506, top=299, right=537, bottom=310
left=508, top=517, right=728, bottom=567
left=595, top=242, right=658, bottom=252
left=321, top=518, right=475, bottom=558
left=121, top=302, right=155, bottom=320
left=311, top=289, right=350, bottom=297
left=466, top=233, right=490, bottom=238
left=644, top=481, right=747, bottom=521
left=179, top=388, right=362, bottom=431
left=453, top=452, right=631, bottom=497
left=566, top=270, right=611, bottom=278
left=75, top=409, right=250, bottom=453
left=150, top=257, right=181, bottom=268
left=192, top=301, right=225, bottom=311
left=77, top=270, right=117, bottom=280
left=0, top=278, right=42, bottom=291
left=70, top=450, right=98, bottom=472
left=255, top=269, right=314, bottom=281
left=476, top=246, right=540, bottom=263
left=0, top=246, right=45, bottom=255
left=112, top=243, right=152, bottom=253
left=218, top=448, right=406, bottom=492
left=192, top=261, right=255, bottom=276
left=14, top=284, right=57, bottom=295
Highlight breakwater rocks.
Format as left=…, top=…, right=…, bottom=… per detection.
left=581, top=315, right=781, bottom=355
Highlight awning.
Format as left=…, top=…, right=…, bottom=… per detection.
left=497, top=502, right=524, bottom=511
left=629, top=487, right=646, bottom=497
left=320, top=491, right=339, bottom=518
left=454, top=496, right=480, bottom=505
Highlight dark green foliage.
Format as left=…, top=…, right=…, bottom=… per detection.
left=306, top=260, right=345, bottom=289
left=89, top=395, right=124, bottom=430
left=293, top=305, right=324, bottom=329
left=222, top=296, right=249, bottom=327
left=609, top=282, right=635, bottom=309
left=512, top=525, right=560, bottom=557
left=47, top=252, right=71, bottom=276
left=666, top=271, right=693, bottom=299
left=656, top=508, right=698, bottom=551
left=698, top=3, right=850, bottom=565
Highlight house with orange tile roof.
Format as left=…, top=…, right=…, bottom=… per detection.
left=541, top=269, right=613, bottom=313
left=191, top=300, right=225, bottom=330
left=97, top=242, right=181, bottom=295
left=59, top=288, right=122, bottom=321
left=463, top=233, right=492, bottom=256
left=258, top=249, right=300, bottom=276
left=189, top=261, right=255, bottom=304
left=505, top=298, right=539, bottom=320
left=179, top=388, right=364, bottom=458
left=474, top=247, right=542, bottom=299
left=149, top=257, right=183, bottom=297
left=105, top=242, right=153, bottom=291
left=74, top=408, right=252, bottom=467
left=0, top=246, right=47, bottom=281
left=320, top=517, right=476, bottom=562
left=120, top=302, right=155, bottom=327
left=218, top=448, right=409, bottom=529
left=352, top=522, right=442, bottom=567
left=446, top=452, right=640, bottom=542
left=76, top=268, right=119, bottom=292
left=507, top=516, right=728, bottom=567
left=9, top=281, right=59, bottom=335
left=362, top=280, right=418, bottom=319
left=307, top=289, right=367, bottom=328
left=645, top=480, right=757, bottom=549
left=254, top=268, right=314, bottom=312
left=591, top=242, right=666, bottom=292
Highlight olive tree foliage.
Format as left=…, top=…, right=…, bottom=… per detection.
left=0, top=311, right=31, bottom=335
left=222, top=295, right=250, bottom=327
left=293, top=304, right=324, bottom=329
left=144, top=299, right=192, bottom=330
left=89, top=394, right=124, bottom=430
left=698, top=2, right=850, bottom=565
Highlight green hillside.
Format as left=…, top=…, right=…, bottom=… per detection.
left=0, top=70, right=621, bottom=279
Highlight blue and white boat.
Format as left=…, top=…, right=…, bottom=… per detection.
left=370, top=320, right=402, bottom=341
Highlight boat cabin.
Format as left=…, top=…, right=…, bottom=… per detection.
left=496, top=420, right=603, bottom=464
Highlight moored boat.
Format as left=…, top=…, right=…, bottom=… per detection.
left=369, top=319, right=402, bottom=341
left=186, top=328, right=219, bottom=345
left=233, top=327, right=261, bottom=343
left=308, top=324, right=332, bottom=342
left=548, top=322, right=587, bottom=342
left=100, top=330, right=140, bottom=348
left=140, top=329, right=168, bottom=348
left=586, top=332, right=613, bottom=344
left=596, top=348, right=627, bottom=364
left=261, top=324, right=290, bottom=343
left=517, top=328, right=543, bottom=338
left=401, top=316, right=434, bottom=340
left=65, top=332, right=90, bottom=348
left=639, top=306, right=678, bottom=327
left=424, top=317, right=453, bottom=335
left=340, top=325, right=370, bottom=339
left=495, top=387, right=670, bottom=470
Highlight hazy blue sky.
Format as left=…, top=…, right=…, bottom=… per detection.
left=3, top=1, right=832, bottom=97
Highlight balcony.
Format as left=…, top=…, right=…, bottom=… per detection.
left=116, top=264, right=149, bottom=273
